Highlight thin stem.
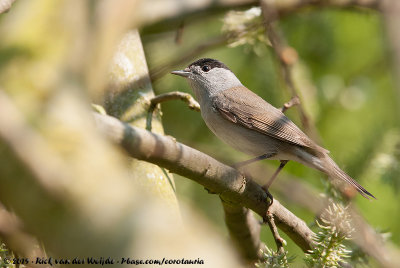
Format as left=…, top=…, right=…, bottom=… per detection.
left=281, top=96, right=300, bottom=113
left=264, top=210, right=286, bottom=255
left=146, top=91, right=200, bottom=131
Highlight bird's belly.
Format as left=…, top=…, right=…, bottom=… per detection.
left=202, top=109, right=280, bottom=157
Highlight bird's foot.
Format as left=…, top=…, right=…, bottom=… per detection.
left=262, top=185, right=274, bottom=206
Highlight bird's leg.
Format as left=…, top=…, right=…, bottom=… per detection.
left=262, top=160, right=289, bottom=205
left=233, top=153, right=276, bottom=169
left=262, top=160, right=288, bottom=190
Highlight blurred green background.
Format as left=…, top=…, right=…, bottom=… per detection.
left=142, top=8, right=399, bottom=263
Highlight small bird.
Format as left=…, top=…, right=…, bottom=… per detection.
left=172, top=58, right=375, bottom=200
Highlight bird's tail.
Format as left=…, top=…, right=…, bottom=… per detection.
left=324, top=156, right=376, bottom=200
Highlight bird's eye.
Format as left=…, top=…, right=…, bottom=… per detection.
left=202, top=65, right=210, bottom=72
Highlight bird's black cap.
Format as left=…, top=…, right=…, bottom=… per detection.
left=189, top=58, right=231, bottom=71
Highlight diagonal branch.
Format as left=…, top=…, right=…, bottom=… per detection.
left=94, top=112, right=315, bottom=252
left=264, top=210, right=286, bottom=254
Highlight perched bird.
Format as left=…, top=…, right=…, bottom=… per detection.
left=172, top=58, right=375, bottom=199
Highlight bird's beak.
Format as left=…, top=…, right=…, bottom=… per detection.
left=171, top=68, right=191, bottom=78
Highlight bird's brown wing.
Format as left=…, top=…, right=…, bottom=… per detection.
left=212, top=87, right=328, bottom=154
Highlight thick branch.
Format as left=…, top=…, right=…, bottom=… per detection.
left=222, top=201, right=262, bottom=261
left=104, top=30, right=179, bottom=213
left=94, top=113, right=315, bottom=252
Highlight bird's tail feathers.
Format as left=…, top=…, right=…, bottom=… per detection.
left=325, top=156, right=376, bottom=200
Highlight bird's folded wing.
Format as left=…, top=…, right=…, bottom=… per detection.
left=213, top=87, right=328, bottom=154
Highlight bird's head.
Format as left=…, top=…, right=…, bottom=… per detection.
left=171, top=58, right=242, bottom=101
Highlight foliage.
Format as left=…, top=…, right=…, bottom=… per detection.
left=371, top=131, right=400, bottom=192
left=256, top=245, right=295, bottom=268
left=0, top=243, right=13, bottom=268
left=304, top=203, right=353, bottom=267
left=222, top=7, right=269, bottom=54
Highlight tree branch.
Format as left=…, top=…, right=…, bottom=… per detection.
left=280, top=96, right=300, bottom=113
left=262, top=0, right=380, bottom=15
left=94, top=112, right=315, bottom=252
left=264, top=210, right=286, bottom=254
left=150, top=91, right=200, bottom=111
left=381, top=0, right=400, bottom=114
left=222, top=201, right=262, bottom=261
left=147, top=91, right=200, bottom=131
left=261, top=1, right=321, bottom=141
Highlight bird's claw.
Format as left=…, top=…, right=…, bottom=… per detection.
left=263, top=186, right=274, bottom=206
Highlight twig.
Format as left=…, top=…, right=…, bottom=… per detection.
left=94, top=112, right=315, bottom=252
left=264, top=210, right=286, bottom=254
left=381, top=0, right=400, bottom=114
left=150, top=91, right=200, bottom=111
left=174, top=21, right=185, bottom=45
left=146, top=91, right=200, bottom=130
left=261, top=4, right=306, bottom=124
left=264, top=0, right=380, bottom=16
left=280, top=96, right=300, bottom=113
left=260, top=1, right=321, bottom=141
